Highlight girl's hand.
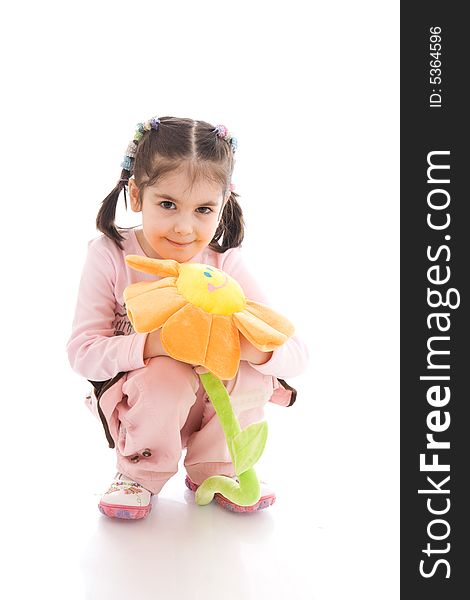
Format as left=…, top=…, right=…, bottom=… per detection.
left=143, top=329, right=169, bottom=359
left=144, top=331, right=272, bottom=366
left=239, top=335, right=273, bottom=365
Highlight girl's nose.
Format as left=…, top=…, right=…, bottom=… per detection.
left=173, top=218, right=194, bottom=236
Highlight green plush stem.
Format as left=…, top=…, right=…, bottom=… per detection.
left=199, top=372, right=242, bottom=440
left=197, top=372, right=266, bottom=507
left=195, top=468, right=260, bottom=507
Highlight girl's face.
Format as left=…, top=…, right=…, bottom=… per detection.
left=129, top=168, right=228, bottom=262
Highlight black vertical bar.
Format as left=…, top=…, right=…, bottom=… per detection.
left=401, top=3, right=469, bottom=598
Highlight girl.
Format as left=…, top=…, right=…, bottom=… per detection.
left=67, top=116, right=308, bottom=520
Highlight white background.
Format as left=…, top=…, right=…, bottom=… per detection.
left=1, top=1, right=399, bottom=598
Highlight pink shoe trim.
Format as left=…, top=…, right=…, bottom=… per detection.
left=184, top=475, right=276, bottom=513
left=98, top=500, right=152, bottom=520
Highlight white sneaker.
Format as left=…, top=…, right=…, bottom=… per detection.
left=98, top=472, right=153, bottom=520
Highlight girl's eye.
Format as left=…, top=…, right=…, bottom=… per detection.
left=196, top=207, right=213, bottom=215
left=159, top=201, right=176, bottom=210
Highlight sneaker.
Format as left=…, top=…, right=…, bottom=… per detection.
left=98, top=472, right=153, bottom=520
left=185, top=475, right=276, bottom=513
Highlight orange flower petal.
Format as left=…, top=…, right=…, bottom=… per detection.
left=244, top=300, right=295, bottom=338
left=124, top=277, right=176, bottom=302
left=204, top=314, right=240, bottom=380
left=161, top=305, right=240, bottom=380
left=161, top=303, right=211, bottom=365
left=233, top=309, right=290, bottom=351
left=125, top=284, right=187, bottom=333
left=125, top=255, right=180, bottom=278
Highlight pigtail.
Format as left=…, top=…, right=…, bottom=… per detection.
left=210, top=191, right=245, bottom=253
left=96, top=170, right=130, bottom=250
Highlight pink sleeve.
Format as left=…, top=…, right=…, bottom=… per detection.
left=221, top=248, right=309, bottom=379
left=66, top=241, right=148, bottom=381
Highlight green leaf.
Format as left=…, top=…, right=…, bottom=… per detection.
left=230, top=421, right=268, bottom=475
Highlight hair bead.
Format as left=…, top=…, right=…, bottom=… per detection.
left=125, top=141, right=137, bottom=158
left=120, top=156, right=132, bottom=170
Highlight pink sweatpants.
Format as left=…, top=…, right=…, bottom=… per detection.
left=91, top=357, right=278, bottom=494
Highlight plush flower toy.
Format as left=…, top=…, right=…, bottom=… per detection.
left=123, top=255, right=294, bottom=507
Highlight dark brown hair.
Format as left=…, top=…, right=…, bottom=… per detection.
left=96, top=116, right=244, bottom=252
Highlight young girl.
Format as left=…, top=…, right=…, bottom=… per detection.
left=67, top=115, right=308, bottom=520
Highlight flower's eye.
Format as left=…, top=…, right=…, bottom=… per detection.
left=203, top=271, right=213, bottom=278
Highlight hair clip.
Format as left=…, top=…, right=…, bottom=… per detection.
left=133, top=117, right=160, bottom=142
left=215, top=124, right=229, bottom=138
left=214, top=124, right=237, bottom=153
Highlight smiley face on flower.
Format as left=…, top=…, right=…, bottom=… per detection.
left=176, top=263, right=245, bottom=315
left=123, top=255, right=294, bottom=380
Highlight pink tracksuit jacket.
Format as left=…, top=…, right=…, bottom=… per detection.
left=66, top=228, right=308, bottom=493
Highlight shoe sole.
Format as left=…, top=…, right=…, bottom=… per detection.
left=185, top=475, right=275, bottom=513
left=98, top=500, right=152, bottom=520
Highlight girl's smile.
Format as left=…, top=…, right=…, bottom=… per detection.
left=165, top=238, right=195, bottom=247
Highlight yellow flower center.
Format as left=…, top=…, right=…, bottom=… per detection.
left=176, top=263, right=246, bottom=315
